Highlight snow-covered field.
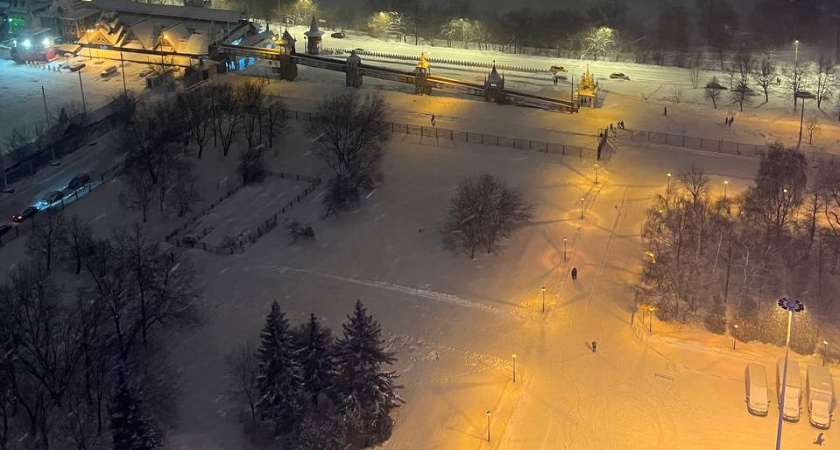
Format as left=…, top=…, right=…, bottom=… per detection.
left=2, top=30, right=840, bottom=449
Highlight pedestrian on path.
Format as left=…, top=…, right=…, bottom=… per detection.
left=724, top=117, right=729, bottom=126
left=430, top=114, right=436, bottom=127
left=814, top=432, right=825, bottom=446
left=663, top=107, right=668, bottom=116
left=591, top=341, right=597, bottom=352
left=729, top=116, right=735, bottom=127
left=609, top=123, right=614, bottom=133
left=571, top=267, right=578, bottom=280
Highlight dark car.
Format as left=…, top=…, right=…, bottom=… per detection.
left=12, top=206, right=38, bottom=223
left=0, top=223, right=14, bottom=236
left=330, top=30, right=346, bottom=38
left=609, top=72, right=630, bottom=80
left=67, top=173, right=91, bottom=191
left=42, top=191, right=65, bottom=205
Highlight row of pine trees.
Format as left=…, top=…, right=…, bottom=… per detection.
left=249, top=299, right=404, bottom=449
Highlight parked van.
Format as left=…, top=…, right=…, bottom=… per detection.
left=746, top=363, right=770, bottom=416
left=777, top=359, right=803, bottom=422
left=807, top=365, right=834, bottom=429
left=100, top=65, right=117, bottom=77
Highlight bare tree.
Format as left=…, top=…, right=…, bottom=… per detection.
left=305, top=91, right=390, bottom=216
left=167, top=159, right=201, bottom=217
left=239, top=146, right=267, bottom=185
left=678, top=164, right=710, bottom=208
left=179, top=88, right=213, bottom=159
left=59, top=215, right=94, bottom=275
left=742, top=144, right=807, bottom=239
left=263, top=101, right=287, bottom=151
left=238, top=80, right=267, bottom=149
left=120, top=168, right=154, bottom=223
left=815, top=55, right=835, bottom=109
left=806, top=113, right=821, bottom=144
left=25, top=207, right=66, bottom=273
left=226, top=343, right=260, bottom=432
left=210, top=83, right=241, bottom=157
left=704, top=76, right=727, bottom=109
left=730, top=81, right=752, bottom=112
left=751, top=51, right=775, bottom=103
left=783, top=61, right=809, bottom=111
left=442, top=174, right=534, bottom=258
left=730, top=48, right=754, bottom=85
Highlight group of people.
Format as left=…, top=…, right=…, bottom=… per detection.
left=724, top=116, right=735, bottom=127
left=607, top=121, right=627, bottom=133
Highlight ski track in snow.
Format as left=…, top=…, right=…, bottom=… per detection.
left=252, top=264, right=533, bottom=321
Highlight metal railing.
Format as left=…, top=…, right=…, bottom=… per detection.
left=279, top=108, right=599, bottom=160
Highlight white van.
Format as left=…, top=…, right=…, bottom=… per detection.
left=807, top=365, right=834, bottom=429
left=746, top=363, right=770, bottom=416
left=777, top=359, right=803, bottom=422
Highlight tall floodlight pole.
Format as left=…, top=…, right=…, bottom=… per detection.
left=541, top=287, right=546, bottom=313
left=579, top=197, right=585, bottom=219
left=78, top=70, right=87, bottom=122
left=795, top=91, right=815, bottom=148
left=594, top=163, right=600, bottom=184
left=667, top=173, right=672, bottom=195
left=794, top=40, right=799, bottom=66
left=775, top=297, right=805, bottom=450
left=563, top=237, right=567, bottom=261
left=723, top=180, right=729, bottom=200
left=486, top=411, right=491, bottom=442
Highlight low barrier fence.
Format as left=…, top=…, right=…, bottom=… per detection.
left=165, top=172, right=322, bottom=255
left=279, top=108, right=599, bottom=160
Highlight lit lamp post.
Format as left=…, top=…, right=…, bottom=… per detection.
left=667, top=173, right=672, bottom=195
left=732, top=324, right=739, bottom=350
left=594, top=163, right=600, bottom=184
left=823, top=340, right=829, bottom=367
left=512, top=354, right=517, bottom=382
left=640, top=303, right=648, bottom=326
left=563, top=237, right=567, bottom=261
left=541, top=286, right=546, bottom=314
left=647, top=305, right=658, bottom=332
left=794, top=39, right=799, bottom=66
left=580, top=197, right=585, bottom=219
left=795, top=90, right=816, bottom=148
left=775, top=297, right=805, bottom=450
left=723, top=180, right=729, bottom=200
left=486, top=411, right=491, bottom=442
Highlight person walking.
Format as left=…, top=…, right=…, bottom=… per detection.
left=663, top=107, right=668, bottom=116
left=591, top=341, right=597, bottom=353
left=814, top=432, right=825, bottom=446
left=724, top=117, right=729, bottom=126
left=729, top=116, right=734, bottom=127
left=571, top=267, right=578, bottom=280
left=430, top=114, right=436, bottom=127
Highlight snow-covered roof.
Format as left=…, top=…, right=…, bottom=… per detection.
left=91, top=0, right=244, bottom=23
left=487, top=62, right=502, bottom=84
left=304, top=16, right=323, bottom=38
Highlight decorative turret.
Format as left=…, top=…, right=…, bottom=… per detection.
left=280, top=28, right=296, bottom=54
left=576, top=64, right=598, bottom=108
left=483, top=61, right=506, bottom=103
left=414, top=52, right=432, bottom=95
left=304, top=16, right=324, bottom=54
left=346, top=50, right=363, bottom=88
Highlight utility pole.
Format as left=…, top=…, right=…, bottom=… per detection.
left=120, top=51, right=127, bottom=97
left=78, top=70, right=87, bottom=122
left=41, top=85, right=50, bottom=127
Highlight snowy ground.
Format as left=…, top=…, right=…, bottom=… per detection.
left=2, top=32, right=840, bottom=449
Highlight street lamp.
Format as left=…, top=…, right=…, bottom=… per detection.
left=512, top=354, right=517, bottom=382
left=794, top=40, right=799, bottom=66
left=594, top=163, right=600, bottom=184
left=667, top=173, right=672, bottom=195
left=775, top=297, right=805, bottom=450
left=823, top=340, right=829, bottom=367
left=541, top=287, right=546, bottom=314
left=486, top=411, right=491, bottom=442
left=647, top=305, right=658, bottom=332
left=563, top=237, right=567, bottom=261
left=580, top=197, right=585, bottom=219
left=723, top=180, right=729, bottom=200
left=795, top=90, right=816, bottom=148
left=732, top=324, right=739, bottom=350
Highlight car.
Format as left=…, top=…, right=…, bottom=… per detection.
left=550, top=65, right=567, bottom=74
left=42, top=190, right=64, bottom=205
left=330, top=30, right=346, bottom=38
left=100, top=65, right=117, bottom=77
left=66, top=173, right=91, bottom=191
left=68, top=62, right=86, bottom=72
left=12, top=206, right=38, bottom=223
left=0, top=223, right=14, bottom=237
left=609, top=72, right=630, bottom=80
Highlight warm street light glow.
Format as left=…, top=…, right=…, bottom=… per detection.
left=667, top=173, right=672, bottom=195
left=541, top=286, right=546, bottom=313
left=512, top=354, right=517, bottom=382
left=775, top=297, right=804, bottom=450
left=723, top=180, right=729, bottom=199
left=486, top=411, right=491, bottom=442
left=733, top=324, right=739, bottom=350
left=563, top=237, right=567, bottom=261
left=823, top=340, right=829, bottom=366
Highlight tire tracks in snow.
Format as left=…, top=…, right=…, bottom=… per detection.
left=252, top=264, right=535, bottom=322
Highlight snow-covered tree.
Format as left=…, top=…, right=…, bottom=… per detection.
left=256, top=301, right=305, bottom=435
left=581, top=26, right=615, bottom=61
left=333, top=300, right=403, bottom=447
left=703, top=76, right=727, bottom=109
left=751, top=51, right=775, bottom=103
left=109, top=373, right=162, bottom=450
left=295, top=409, right=347, bottom=450
left=292, top=314, right=335, bottom=406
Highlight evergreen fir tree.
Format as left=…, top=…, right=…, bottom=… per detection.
left=293, top=313, right=335, bottom=406
left=295, top=409, right=347, bottom=450
left=333, top=300, right=404, bottom=446
left=109, top=373, right=162, bottom=450
left=256, top=300, right=305, bottom=435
